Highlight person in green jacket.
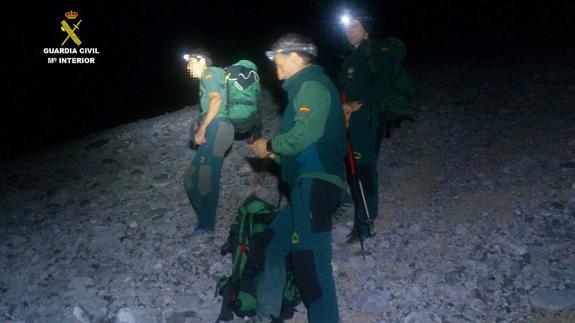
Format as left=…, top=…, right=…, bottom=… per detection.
left=250, top=33, right=346, bottom=323
left=338, top=7, right=406, bottom=241
left=183, top=49, right=234, bottom=233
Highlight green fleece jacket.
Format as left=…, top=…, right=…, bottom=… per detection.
left=268, top=64, right=347, bottom=189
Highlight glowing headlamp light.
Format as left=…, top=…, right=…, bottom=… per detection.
left=183, top=54, right=190, bottom=61
left=340, top=14, right=351, bottom=27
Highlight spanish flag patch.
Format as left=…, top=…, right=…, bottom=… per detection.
left=299, top=106, right=311, bottom=113
left=381, top=47, right=390, bottom=52
left=204, top=74, right=213, bottom=80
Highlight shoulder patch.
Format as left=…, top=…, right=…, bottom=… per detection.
left=381, top=47, right=390, bottom=53
left=204, top=74, right=213, bottom=80
left=299, top=106, right=311, bottom=113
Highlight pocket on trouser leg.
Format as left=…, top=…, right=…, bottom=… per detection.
left=290, top=250, right=322, bottom=308
left=198, top=164, right=212, bottom=196
left=310, top=180, right=341, bottom=233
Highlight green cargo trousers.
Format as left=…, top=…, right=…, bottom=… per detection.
left=255, top=178, right=342, bottom=323
left=184, top=117, right=234, bottom=230
left=347, top=109, right=379, bottom=236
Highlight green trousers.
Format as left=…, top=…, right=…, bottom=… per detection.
left=184, top=117, right=234, bottom=230
left=256, top=178, right=342, bottom=323
left=347, top=109, right=379, bottom=236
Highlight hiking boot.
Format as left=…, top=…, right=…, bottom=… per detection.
left=345, top=227, right=374, bottom=244
left=333, top=192, right=354, bottom=225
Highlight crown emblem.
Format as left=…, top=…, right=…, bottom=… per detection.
left=65, top=10, right=78, bottom=20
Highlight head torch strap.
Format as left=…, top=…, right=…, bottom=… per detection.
left=265, top=45, right=318, bottom=61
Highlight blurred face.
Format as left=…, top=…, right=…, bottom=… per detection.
left=273, top=52, right=305, bottom=80
left=186, top=57, right=207, bottom=79
left=344, top=19, right=368, bottom=47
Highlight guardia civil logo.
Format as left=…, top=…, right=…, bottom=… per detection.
left=43, top=10, right=100, bottom=64
left=61, top=10, right=82, bottom=46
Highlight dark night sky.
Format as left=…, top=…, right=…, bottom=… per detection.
left=1, top=0, right=574, bottom=157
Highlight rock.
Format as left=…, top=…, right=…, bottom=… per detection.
left=355, top=289, right=391, bottom=314
left=73, top=305, right=92, bottom=323
left=507, top=243, right=528, bottom=256
left=454, top=224, right=468, bottom=236
left=116, top=308, right=136, bottom=323
left=209, top=261, right=224, bottom=276
left=404, top=310, right=442, bottom=323
left=172, top=295, right=201, bottom=312
left=408, top=224, right=422, bottom=234
left=128, top=221, right=138, bottom=228
left=529, top=289, right=575, bottom=311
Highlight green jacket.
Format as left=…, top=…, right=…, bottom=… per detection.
left=269, top=64, right=346, bottom=189
left=338, top=38, right=409, bottom=116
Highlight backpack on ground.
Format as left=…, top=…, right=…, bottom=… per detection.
left=215, top=195, right=301, bottom=322
left=223, top=60, right=262, bottom=140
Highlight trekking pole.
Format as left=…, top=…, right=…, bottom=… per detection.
left=342, top=93, right=373, bottom=257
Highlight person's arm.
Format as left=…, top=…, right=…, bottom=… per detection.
left=194, top=92, right=222, bottom=145
left=195, top=68, right=225, bottom=145
left=268, top=80, right=331, bottom=156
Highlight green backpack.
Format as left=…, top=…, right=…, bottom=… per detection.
left=216, top=195, right=301, bottom=322
left=366, top=37, right=416, bottom=117
left=223, top=60, right=262, bottom=139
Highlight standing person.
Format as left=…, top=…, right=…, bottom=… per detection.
left=250, top=34, right=346, bottom=323
left=338, top=7, right=409, bottom=241
left=183, top=49, right=234, bottom=233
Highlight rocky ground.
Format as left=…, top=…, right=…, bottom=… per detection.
left=1, top=50, right=575, bottom=323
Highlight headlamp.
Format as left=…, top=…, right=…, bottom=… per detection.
left=183, top=54, right=190, bottom=61
left=265, top=45, right=318, bottom=61
left=340, top=14, right=351, bottom=27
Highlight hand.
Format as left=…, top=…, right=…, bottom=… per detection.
left=250, top=138, right=273, bottom=159
left=342, top=101, right=363, bottom=114
left=194, top=126, right=207, bottom=145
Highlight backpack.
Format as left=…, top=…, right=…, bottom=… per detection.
left=384, top=37, right=416, bottom=99
left=223, top=60, right=262, bottom=140
left=215, top=195, right=301, bottom=322
left=366, top=37, right=416, bottom=116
